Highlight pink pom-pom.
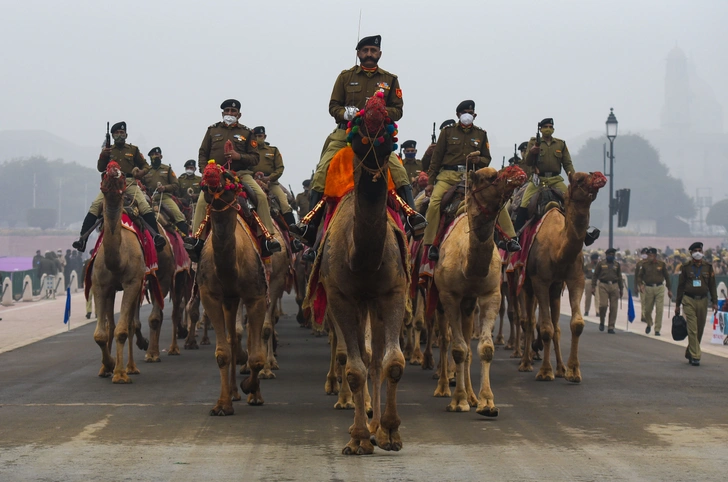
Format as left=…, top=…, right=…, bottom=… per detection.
left=376, top=91, right=384, bottom=98
left=377, top=136, right=385, bottom=144
left=347, top=121, right=353, bottom=128
left=359, top=109, right=366, bottom=116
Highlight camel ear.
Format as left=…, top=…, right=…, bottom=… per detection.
left=470, top=170, right=480, bottom=185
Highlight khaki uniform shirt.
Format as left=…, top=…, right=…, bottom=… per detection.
left=198, top=121, right=258, bottom=173
left=427, top=124, right=491, bottom=185
left=329, top=66, right=403, bottom=125
left=525, top=137, right=574, bottom=177
left=402, top=158, right=423, bottom=181
left=592, top=261, right=623, bottom=289
left=97, top=143, right=149, bottom=176
left=584, top=260, right=598, bottom=280
left=296, top=191, right=311, bottom=218
left=142, top=163, right=179, bottom=197
left=251, top=143, right=284, bottom=183
left=676, top=261, right=717, bottom=305
left=421, top=144, right=435, bottom=174
left=178, top=173, right=202, bottom=202
left=636, top=259, right=671, bottom=289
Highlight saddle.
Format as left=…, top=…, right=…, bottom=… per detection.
left=526, top=185, right=564, bottom=224
left=430, top=181, right=467, bottom=248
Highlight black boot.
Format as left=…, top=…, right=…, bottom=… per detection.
left=142, top=212, right=167, bottom=251
left=72, top=213, right=98, bottom=253
left=599, top=307, right=607, bottom=331
left=293, top=189, right=323, bottom=246
left=175, top=221, right=189, bottom=236
left=428, top=245, right=439, bottom=261
left=514, top=207, right=529, bottom=234
left=183, top=236, right=203, bottom=263
left=302, top=248, right=317, bottom=262
left=397, top=185, right=427, bottom=237
left=283, top=211, right=297, bottom=232
left=291, top=238, right=304, bottom=253
left=261, top=237, right=282, bottom=257
left=585, top=226, right=600, bottom=246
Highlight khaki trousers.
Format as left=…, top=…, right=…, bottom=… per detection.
left=682, top=295, right=708, bottom=361
left=643, top=284, right=665, bottom=332
left=269, top=182, right=292, bottom=214
left=584, top=280, right=598, bottom=314
left=89, top=178, right=153, bottom=216
left=311, top=127, right=409, bottom=192
left=519, top=175, right=567, bottom=208
left=192, top=172, right=274, bottom=235
left=154, top=194, right=186, bottom=224
left=598, top=282, right=620, bottom=329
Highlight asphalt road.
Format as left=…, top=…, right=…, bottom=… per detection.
left=1, top=293, right=726, bottom=481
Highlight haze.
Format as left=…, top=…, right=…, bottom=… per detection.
left=1, top=0, right=726, bottom=191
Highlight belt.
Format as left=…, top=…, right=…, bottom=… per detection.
left=685, top=293, right=707, bottom=300
left=338, top=122, right=348, bottom=130
left=601, top=280, right=618, bottom=285
left=645, top=283, right=663, bottom=287
left=539, top=171, right=560, bottom=178
left=125, top=174, right=134, bottom=178
left=441, top=165, right=472, bottom=173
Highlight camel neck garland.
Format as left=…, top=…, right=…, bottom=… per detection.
left=345, top=91, right=399, bottom=151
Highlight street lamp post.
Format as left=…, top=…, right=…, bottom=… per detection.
left=605, top=108, right=618, bottom=250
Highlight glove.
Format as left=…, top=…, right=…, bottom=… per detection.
left=343, top=106, right=359, bottom=121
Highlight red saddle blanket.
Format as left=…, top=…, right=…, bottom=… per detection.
left=165, top=228, right=190, bottom=274
left=85, top=213, right=163, bottom=307
left=504, top=208, right=559, bottom=295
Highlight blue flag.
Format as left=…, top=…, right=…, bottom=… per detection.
left=63, top=287, right=71, bottom=324
left=627, top=288, right=635, bottom=323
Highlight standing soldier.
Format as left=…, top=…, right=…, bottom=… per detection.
left=636, top=247, right=672, bottom=336
left=592, top=247, right=623, bottom=333
left=514, top=118, right=599, bottom=246
left=423, top=100, right=519, bottom=260
left=72, top=121, right=166, bottom=252
left=401, top=140, right=422, bottom=183
left=295, top=179, right=312, bottom=220
left=185, top=99, right=281, bottom=257
left=635, top=247, right=649, bottom=322
left=675, top=242, right=717, bottom=366
left=298, top=34, right=426, bottom=243
left=178, top=159, right=202, bottom=205
left=583, top=252, right=600, bottom=316
left=143, top=147, right=188, bottom=236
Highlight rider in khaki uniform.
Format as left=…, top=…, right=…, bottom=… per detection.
left=72, top=121, right=166, bottom=252
left=636, top=247, right=672, bottom=335
left=401, top=140, right=422, bottom=182
left=295, top=179, right=312, bottom=219
left=143, top=147, right=188, bottom=235
left=592, top=247, right=623, bottom=333
left=251, top=127, right=294, bottom=225
left=583, top=252, right=600, bottom=316
left=177, top=159, right=201, bottom=204
left=675, top=242, right=717, bottom=366
left=186, top=99, right=281, bottom=257
left=423, top=100, right=519, bottom=261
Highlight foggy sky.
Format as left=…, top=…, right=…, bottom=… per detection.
left=1, top=0, right=727, bottom=190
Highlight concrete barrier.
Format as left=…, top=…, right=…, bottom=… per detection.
left=55, top=273, right=65, bottom=296
left=22, top=275, right=33, bottom=302
left=69, top=271, right=78, bottom=293
left=1, top=278, right=13, bottom=306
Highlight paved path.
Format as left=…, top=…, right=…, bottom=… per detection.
left=1, top=293, right=727, bottom=481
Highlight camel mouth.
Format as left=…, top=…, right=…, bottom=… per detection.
left=587, top=171, right=607, bottom=191
left=498, top=165, right=527, bottom=189
left=101, top=161, right=125, bottom=193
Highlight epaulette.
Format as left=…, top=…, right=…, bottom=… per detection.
left=208, top=121, right=222, bottom=129
left=471, top=124, right=484, bottom=132
left=237, top=123, right=252, bottom=132
left=377, top=67, right=398, bottom=79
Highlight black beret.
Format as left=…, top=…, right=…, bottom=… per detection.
left=605, top=248, right=617, bottom=255
left=507, top=156, right=519, bottom=165
left=518, top=142, right=529, bottom=151
left=440, top=119, right=456, bottom=130
left=641, top=247, right=649, bottom=254
left=302, top=179, right=311, bottom=187
left=148, top=147, right=162, bottom=156
left=539, top=118, right=554, bottom=127
left=356, top=35, right=381, bottom=50
left=689, top=242, right=703, bottom=251
left=184, top=159, right=196, bottom=168
left=648, top=247, right=657, bottom=254
left=220, top=99, right=241, bottom=110
left=111, top=121, right=126, bottom=132
left=253, top=126, right=266, bottom=135
left=456, top=100, right=475, bottom=113
left=401, top=140, right=417, bottom=149
left=590, top=252, right=599, bottom=260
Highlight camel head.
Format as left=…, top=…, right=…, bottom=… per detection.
left=201, top=161, right=243, bottom=209
left=468, top=165, right=527, bottom=217
left=346, top=91, right=397, bottom=177
left=567, top=171, right=607, bottom=204
left=100, top=161, right=125, bottom=196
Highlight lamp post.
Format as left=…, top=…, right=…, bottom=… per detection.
left=605, top=108, right=618, bottom=249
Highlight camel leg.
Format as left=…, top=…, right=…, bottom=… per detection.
left=333, top=321, right=354, bottom=409
left=241, top=297, right=267, bottom=406
left=184, top=290, right=200, bottom=350
left=112, top=287, right=138, bottom=384
left=259, top=334, right=276, bottom=379
left=534, top=282, right=555, bottom=381
left=518, top=287, right=536, bottom=372
left=447, top=328, right=456, bottom=385
left=201, top=312, right=211, bottom=345
left=325, top=324, right=340, bottom=395
left=551, top=284, right=566, bottom=378
left=444, top=295, right=471, bottom=412
left=367, top=318, right=385, bottom=439
left=145, top=297, right=163, bottom=363
left=434, top=310, right=451, bottom=398
left=126, top=296, right=142, bottom=375
left=203, top=292, right=234, bottom=416
left=221, top=298, right=242, bottom=402
left=565, top=277, right=586, bottom=383
left=93, top=288, right=115, bottom=377
left=495, top=286, right=506, bottom=345
left=410, top=294, right=425, bottom=365
left=168, top=273, right=185, bottom=356
left=421, top=299, right=435, bottom=370
left=476, top=293, right=500, bottom=417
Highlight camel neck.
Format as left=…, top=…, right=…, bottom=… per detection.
left=556, top=195, right=590, bottom=264
left=351, top=157, right=388, bottom=272
left=464, top=200, right=496, bottom=278
left=210, top=206, right=238, bottom=279
left=102, top=192, right=123, bottom=272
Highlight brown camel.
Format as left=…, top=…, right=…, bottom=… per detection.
left=432, top=166, right=526, bottom=415
left=196, top=165, right=269, bottom=415
left=518, top=171, right=607, bottom=382
left=311, top=93, right=408, bottom=455
left=293, top=252, right=313, bottom=328
left=91, top=162, right=148, bottom=383
left=259, top=223, right=288, bottom=379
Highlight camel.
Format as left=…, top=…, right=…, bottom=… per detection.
left=293, top=252, right=313, bottom=328
left=431, top=166, right=526, bottom=415
left=184, top=278, right=211, bottom=350
left=311, top=93, right=408, bottom=455
left=518, top=171, right=607, bottom=382
left=196, top=165, right=269, bottom=415
left=91, top=162, right=148, bottom=383
left=258, top=224, right=289, bottom=379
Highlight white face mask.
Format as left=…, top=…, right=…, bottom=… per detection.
left=223, top=115, right=237, bottom=126
left=186, top=169, right=194, bottom=175
left=459, top=113, right=474, bottom=126
left=641, top=254, right=647, bottom=260
left=692, top=252, right=704, bottom=260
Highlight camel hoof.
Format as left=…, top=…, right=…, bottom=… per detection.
left=494, top=335, right=505, bottom=346
left=375, top=427, right=402, bottom=452
left=533, top=353, right=542, bottom=361
left=566, top=369, right=582, bottom=383
left=184, top=340, right=199, bottom=350
left=168, top=347, right=180, bottom=356
left=476, top=406, right=499, bottom=417
left=200, top=336, right=211, bottom=346
left=137, top=337, right=149, bottom=352
left=504, top=342, right=514, bottom=350
left=231, top=391, right=241, bottom=402
left=112, top=373, right=132, bottom=384
left=209, top=404, right=234, bottom=416
left=259, top=369, right=276, bottom=380
left=144, top=356, right=161, bottom=363
left=247, top=393, right=264, bottom=406
left=518, top=363, right=533, bottom=372
left=447, top=401, right=470, bottom=412
left=421, top=354, right=434, bottom=370
left=449, top=377, right=456, bottom=387
left=271, top=361, right=280, bottom=370
left=510, top=351, right=522, bottom=359
left=555, top=368, right=566, bottom=378
left=239, top=364, right=251, bottom=375
left=98, top=364, right=114, bottom=378
left=126, top=365, right=140, bottom=375
left=433, top=386, right=451, bottom=398
left=536, top=370, right=555, bottom=381
left=325, top=378, right=339, bottom=395
left=334, top=401, right=355, bottom=410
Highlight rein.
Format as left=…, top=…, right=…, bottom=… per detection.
left=206, top=186, right=240, bottom=213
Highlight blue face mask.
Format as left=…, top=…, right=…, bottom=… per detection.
left=606, top=255, right=615, bottom=263
left=404, top=151, right=416, bottom=159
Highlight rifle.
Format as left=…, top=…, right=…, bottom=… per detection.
left=533, top=124, right=542, bottom=185
left=501, top=156, right=505, bottom=169
left=514, top=143, right=517, bottom=162
left=105, top=122, right=111, bottom=148
left=431, top=122, right=436, bottom=144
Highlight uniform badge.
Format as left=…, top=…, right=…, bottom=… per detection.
left=486, top=142, right=490, bottom=150
left=377, top=82, right=390, bottom=91
left=125, top=153, right=133, bottom=157
left=396, top=89, right=402, bottom=99
left=472, top=139, right=479, bottom=147
left=234, top=134, right=246, bottom=142
left=251, top=140, right=258, bottom=148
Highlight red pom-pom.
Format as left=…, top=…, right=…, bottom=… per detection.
left=376, top=91, right=384, bottom=98
left=377, top=136, right=385, bottom=144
